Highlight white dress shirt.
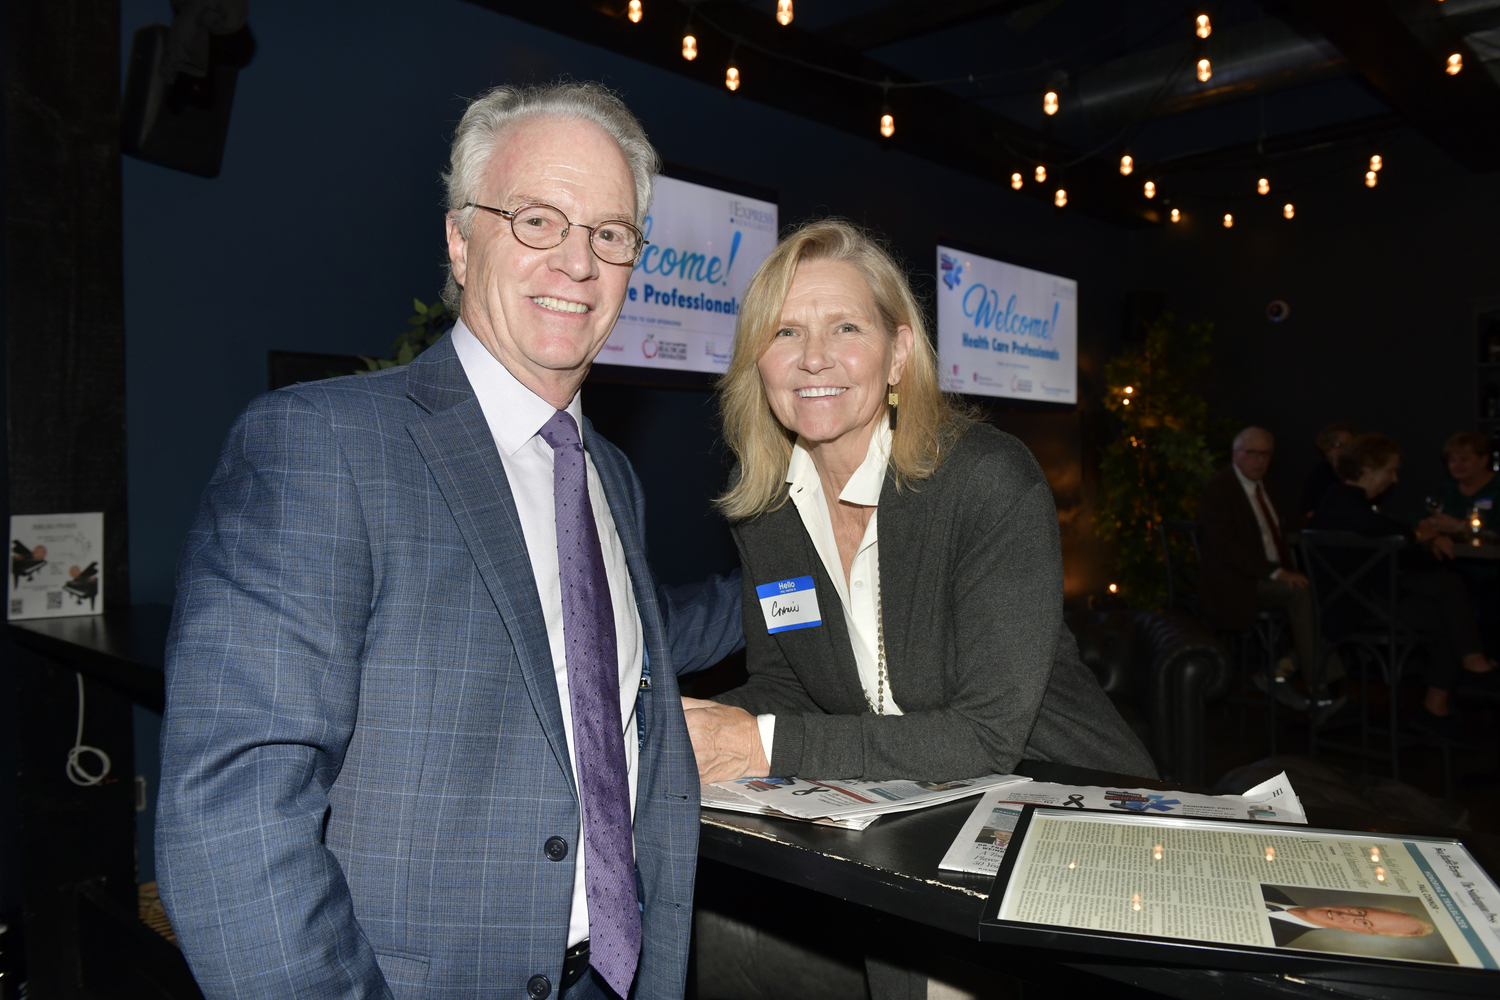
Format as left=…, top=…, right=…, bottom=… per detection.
left=756, top=425, right=901, bottom=764
left=1233, top=464, right=1283, bottom=573
left=453, top=320, right=644, bottom=949
left=1266, top=904, right=1321, bottom=930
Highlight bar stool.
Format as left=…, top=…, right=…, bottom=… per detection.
left=1300, top=530, right=1452, bottom=797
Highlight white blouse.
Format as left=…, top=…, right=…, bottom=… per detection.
left=756, top=424, right=901, bottom=765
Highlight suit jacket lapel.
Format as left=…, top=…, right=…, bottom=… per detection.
left=759, top=503, right=864, bottom=713
left=404, top=337, right=575, bottom=795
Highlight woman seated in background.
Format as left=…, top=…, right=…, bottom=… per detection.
left=1423, top=430, right=1500, bottom=657
left=680, top=218, right=1153, bottom=786
left=1300, top=422, right=1358, bottom=522
left=1310, top=433, right=1498, bottom=746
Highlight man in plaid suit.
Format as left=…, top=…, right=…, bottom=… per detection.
left=156, top=82, right=741, bottom=1000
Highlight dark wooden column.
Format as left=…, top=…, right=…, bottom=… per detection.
left=4, top=3, right=134, bottom=997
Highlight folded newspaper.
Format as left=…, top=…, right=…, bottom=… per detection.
left=939, top=773, right=1307, bottom=875
left=702, top=774, right=1029, bottom=830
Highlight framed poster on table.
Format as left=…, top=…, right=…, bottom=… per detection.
left=980, top=806, right=1500, bottom=994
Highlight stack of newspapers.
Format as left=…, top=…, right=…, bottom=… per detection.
left=701, top=773, right=1029, bottom=830
left=938, top=772, right=1307, bottom=875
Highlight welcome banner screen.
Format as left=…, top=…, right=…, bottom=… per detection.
left=935, top=245, right=1077, bottom=405
left=601, top=175, right=778, bottom=375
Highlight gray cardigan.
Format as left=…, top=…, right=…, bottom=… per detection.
left=716, top=422, right=1156, bottom=782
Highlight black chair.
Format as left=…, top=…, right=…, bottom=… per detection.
left=1299, top=530, right=1451, bottom=795
left=1159, top=519, right=1281, bottom=752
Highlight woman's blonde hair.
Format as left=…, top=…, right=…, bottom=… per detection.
left=716, top=218, right=966, bottom=521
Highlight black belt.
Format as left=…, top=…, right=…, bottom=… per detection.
left=561, top=940, right=590, bottom=992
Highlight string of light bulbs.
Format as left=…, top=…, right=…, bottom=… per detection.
left=621, top=3, right=1435, bottom=220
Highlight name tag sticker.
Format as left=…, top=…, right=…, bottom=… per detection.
left=756, top=576, right=822, bottom=634
left=1478, top=499, right=1493, bottom=511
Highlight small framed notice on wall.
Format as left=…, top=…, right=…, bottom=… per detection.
left=9, top=512, right=104, bottom=619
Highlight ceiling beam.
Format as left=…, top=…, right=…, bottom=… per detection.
left=1261, top=0, right=1500, bottom=171
left=1152, top=112, right=1405, bottom=176
left=815, top=0, right=1028, bottom=52
left=462, top=0, right=1156, bottom=227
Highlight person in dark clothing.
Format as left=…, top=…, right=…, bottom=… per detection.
left=1310, top=433, right=1499, bottom=746
left=1424, top=430, right=1500, bottom=658
left=1300, top=422, right=1358, bottom=523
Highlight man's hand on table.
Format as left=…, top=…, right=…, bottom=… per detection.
left=681, top=696, right=769, bottom=784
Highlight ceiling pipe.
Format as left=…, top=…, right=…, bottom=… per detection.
left=1075, top=18, right=1347, bottom=126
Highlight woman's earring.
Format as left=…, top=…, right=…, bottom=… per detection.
left=888, top=386, right=899, bottom=431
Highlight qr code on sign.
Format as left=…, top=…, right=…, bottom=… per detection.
left=47, top=592, right=63, bottom=610
left=9, top=599, right=20, bottom=615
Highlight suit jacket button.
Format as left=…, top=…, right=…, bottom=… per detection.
left=527, top=974, right=551, bottom=999
left=544, top=836, right=569, bottom=861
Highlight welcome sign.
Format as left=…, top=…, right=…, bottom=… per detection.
left=935, top=244, right=1078, bottom=405
left=599, top=174, right=779, bottom=375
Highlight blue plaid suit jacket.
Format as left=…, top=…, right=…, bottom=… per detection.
left=157, top=335, right=735, bottom=999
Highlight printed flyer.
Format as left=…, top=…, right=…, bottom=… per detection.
left=9, top=512, right=104, bottom=619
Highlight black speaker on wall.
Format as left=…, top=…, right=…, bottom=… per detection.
left=121, top=17, right=256, bottom=179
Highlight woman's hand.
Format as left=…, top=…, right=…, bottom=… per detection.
left=681, top=696, right=770, bottom=784
left=1431, top=535, right=1456, bottom=560
left=1420, top=513, right=1467, bottom=536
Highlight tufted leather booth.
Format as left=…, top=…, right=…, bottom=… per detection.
left=1066, top=610, right=1231, bottom=785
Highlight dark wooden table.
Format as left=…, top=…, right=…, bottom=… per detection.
left=698, top=762, right=1500, bottom=999
left=15, top=606, right=1499, bottom=999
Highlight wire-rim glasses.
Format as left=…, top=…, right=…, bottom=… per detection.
left=465, top=202, right=647, bottom=266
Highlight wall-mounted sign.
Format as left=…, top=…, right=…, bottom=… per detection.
left=935, top=244, right=1077, bottom=406
left=9, top=512, right=104, bottom=619
left=597, top=173, right=779, bottom=376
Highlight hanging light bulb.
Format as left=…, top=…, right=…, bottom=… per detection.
left=1011, top=172, right=1023, bottom=189
left=628, top=0, right=642, bottom=23
left=1257, top=177, right=1270, bottom=195
left=1035, top=165, right=1047, bottom=183
left=1223, top=213, right=1234, bottom=228
left=1196, top=13, right=1211, bottom=38
left=1370, top=154, right=1383, bottom=172
left=880, top=113, right=895, bottom=138
left=682, top=33, right=697, bottom=60
left=725, top=66, right=740, bottom=91
left=1197, top=58, right=1212, bottom=82
left=1447, top=52, right=1463, bottom=75
left=1055, top=188, right=1067, bottom=207
left=1120, top=153, right=1134, bottom=176
left=1283, top=203, right=1295, bottom=219
left=1043, top=91, right=1059, bottom=116
left=1170, top=208, right=1181, bottom=222
left=1366, top=170, right=1378, bottom=187
left=776, top=0, right=793, bottom=26
left=1144, top=180, right=1155, bottom=198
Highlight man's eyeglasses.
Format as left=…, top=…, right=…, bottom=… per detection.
left=465, top=202, right=646, bottom=266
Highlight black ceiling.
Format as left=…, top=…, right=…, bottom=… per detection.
left=466, top=0, right=1500, bottom=227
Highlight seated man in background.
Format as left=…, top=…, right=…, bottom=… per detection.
left=1200, top=426, right=1336, bottom=716
left=1424, top=430, right=1500, bottom=658
left=1311, top=433, right=1497, bottom=747
left=1300, top=422, right=1358, bottom=523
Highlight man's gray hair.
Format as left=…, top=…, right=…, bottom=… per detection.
left=441, top=80, right=661, bottom=312
left=1233, top=426, right=1275, bottom=451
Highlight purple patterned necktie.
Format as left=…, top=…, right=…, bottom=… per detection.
left=538, top=410, right=640, bottom=998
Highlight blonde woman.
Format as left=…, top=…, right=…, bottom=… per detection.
left=681, top=219, right=1151, bottom=785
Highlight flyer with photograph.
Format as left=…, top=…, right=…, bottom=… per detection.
left=702, top=773, right=1028, bottom=830
left=988, top=809, right=1500, bottom=971
left=940, top=773, right=1306, bottom=875
left=8, top=512, right=104, bottom=620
